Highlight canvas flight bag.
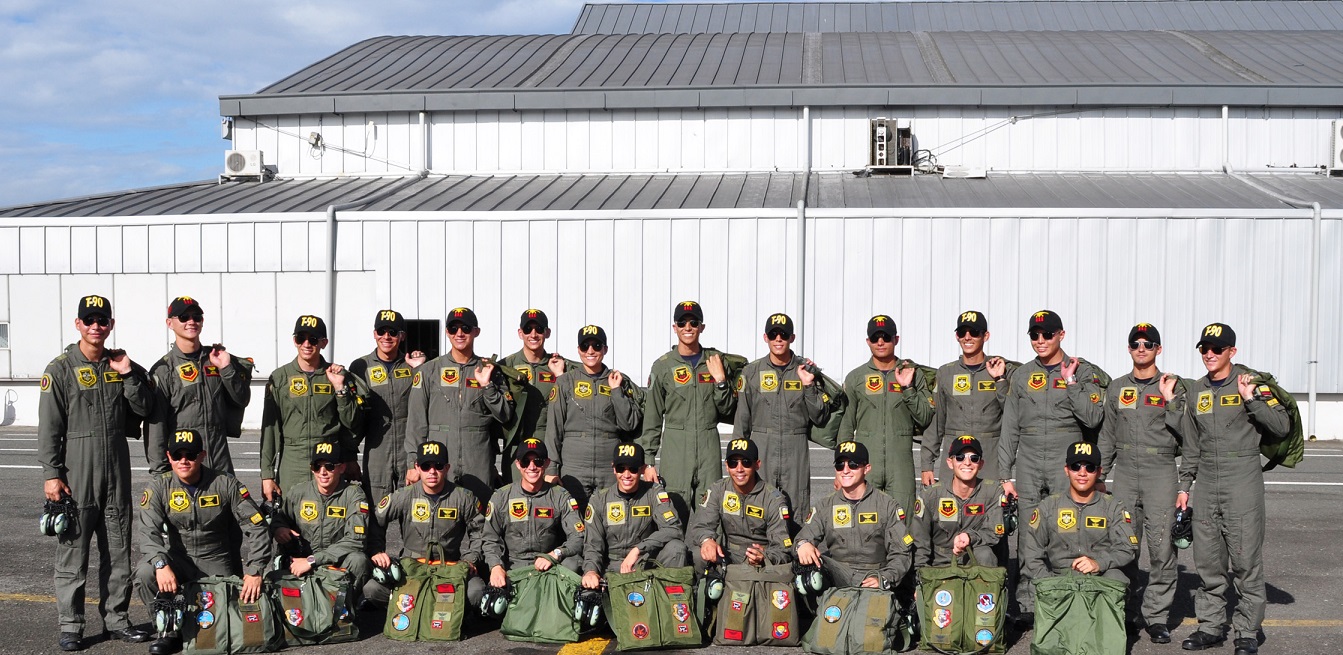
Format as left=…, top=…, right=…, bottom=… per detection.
left=500, top=557, right=582, bottom=644
left=1030, top=575, right=1127, bottom=655
left=182, top=576, right=284, bottom=654
left=917, top=551, right=1007, bottom=654
left=603, top=565, right=702, bottom=651
left=382, top=551, right=471, bottom=642
left=802, top=586, right=914, bottom=655
left=268, top=565, right=358, bottom=646
left=712, top=563, right=801, bottom=646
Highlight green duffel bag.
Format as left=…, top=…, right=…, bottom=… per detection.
left=383, top=553, right=472, bottom=642
left=712, top=563, right=801, bottom=646
left=1031, top=575, right=1127, bottom=655
left=500, top=558, right=582, bottom=644
left=917, top=552, right=1007, bottom=654
left=803, top=587, right=914, bottom=655
left=604, top=566, right=702, bottom=651
left=268, top=566, right=359, bottom=646
left=182, top=576, right=284, bottom=654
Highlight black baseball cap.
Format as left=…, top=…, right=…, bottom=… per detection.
left=520, top=309, right=549, bottom=331
left=417, top=441, right=449, bottom=467
left=764, top=313, right=795, bottom=338
left=834, top=441, right=870, bottom=466
left=578, top=325, right=608, bottom=348
left=167, top=297, right=203, bottom=318
left=955, top=311, right=988, bottom=333
left=948, top=435, right=983, bottom=457
left=1065, top=441, right=1101, bottom=467
left=612, top=442, right=645, bottom=468
left=1196, top=323, right=1236, bottom=349
left=293, top=315, right=328, bottom=339
left=674, top=301, right=704, bottom=323
left=1027, top=310, right=1064, bottom=333
left=866, top=314, right=897, bottom=339
left=725, top=438, right=759, bottom=462
left=515, top=438, right=549, bottom=462
left=447, top=307, right=478, bottom=329
left=311, top=441, right=341, bottom=464
left=169, top=429, right=204, bottom=457
left=1128, top=323, right=1161, bottom=345
left=77, top=295, right=112, bottom=321
left=374, top=309, right=406, bottom=332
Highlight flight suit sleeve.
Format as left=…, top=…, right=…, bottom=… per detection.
left=404, top=369, right=430, bottom=472
left=368, top=491, right=402, bottom=555
left=636, top=485, right=682, bottom=555
left=908, top=490, right=933, bottom=568
left=260, top=376, right=281, bottom=481
left=269, top=492, right=297, bottom=536
left=121, top=359, right=155, bottom=420
left=1066, top=362, right=1107, bottom=429
left=1098, top=388, right=1119, bottom=473
left=138, top=479, right=171, bottom=566
left=228, top=479, right=271, bottom=575
left=544, top=382, right=568, bottom=477
left=218, top=356, right=252, bottom=413
left=315, top=489, right=368, bottom=566
left=37, top=361, right=70, bottom=481
left=482, top=367, right=516, bottom=425
left=582, top=492, right=608, bottom=574
left=1020, top=503, right=1052, bottom=580
left=684, top=484, right=721, bottom=548
left=1176, top=390, right=1201, bottom=493
left=879, top=499, right=913, bottom=586
left=144, top=362, right=173, bottom=474
left=335, top=371, right=366, bottom=454
left=1094, top=499, right=1137, bottom=575
left=461, top=495, right=485, bottom=567
left=795, top=503, right=826, bottom=550
left=638, top=366, right=667, bottom=458
left=997, top=377, right=1022, bottom=482
left=764, top=490, right=794, bottom=564
left=1164, top=378, right=1187, bottom=440
left=926, top=371, right=949, bottom=474
left=557, top=489, right=585, bottom=560
left=710, top=359, right=737, bottom=418
left=802, top=374, right=831, bottom=427
left=837, top=371, right=859, bottom=442
left=898, top=362, right=936, bottom=434
left=480, top=490, right=508, bottom=570
left=611, top=379, right=642, bottom=432
left=1246, top=385, right=1292, bottom=440
left=732, top=372, right=753, bottom=438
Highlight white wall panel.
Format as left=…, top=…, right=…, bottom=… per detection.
left=176, top=225, right=202, bottom=273
left=112, top=274, right=169, bottom=361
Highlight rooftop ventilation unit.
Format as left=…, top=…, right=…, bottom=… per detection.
left=1331, top=120, right=1343, bottom=177
left=223, top=150, right=264, bottom=179
left=868, top=118, right=913, bottom=176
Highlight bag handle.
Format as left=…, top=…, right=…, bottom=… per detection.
left=956, top=547, right=981, bottom=568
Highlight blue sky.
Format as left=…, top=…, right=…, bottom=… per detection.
left=0, top=0, right=598, bottom=207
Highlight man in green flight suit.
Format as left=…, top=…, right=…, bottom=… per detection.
left=581, top=442, right=689, bottom=588
left=910, top=436, right=1006, bottom=568
left=147, top=296, right=253, bottom=476
left=405, top=306, right=515, bottom=503
left=482, top=438, right=586, bottom=584
left=348, top=309, right=426, bottom=505
left=40, top=295, right=154, bottom=651
left=261, top=315, right=365, bottom=501
left=686, top=438, right=794, bottom=570
left=1175, top=324, right=1291, bottom=655
left=733, top=313, right=831, bottom=532
left=925, top=311, right=1012, bottom=484
left=641, top=301, right=735, bottom=517
left=270, top=441, right=371, bottom=601
left=499, top=309, right=573, bottom=479
left=838, top=314, right=933, bottom=516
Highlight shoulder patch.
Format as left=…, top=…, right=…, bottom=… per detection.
left=40, top=374, right=53, bottom=393
left=139, top=489, right=151, bottom=508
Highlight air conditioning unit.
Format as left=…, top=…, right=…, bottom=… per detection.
left=869, top=118, right=913, bottom=175
left=223, top=150, right=263, bottom=178
left=1331, top=119, right=1343, bottom=176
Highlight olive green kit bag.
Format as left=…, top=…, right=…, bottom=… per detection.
left=712, top=563, right=801, bottom=646
left=603, top=566, right=702, bottom=650
left=382, top=556, right=471, bottom=642
left=500, top=560, right=582, bottom=644
left=803, top=587, right=914, bottom=655
left=1030, top=575, right=1127, bottom=655
left=182, top=576, right=284, bottom=654
left=268, top=566, right=358, bottom=645
left=917, top=552, right=1007, bottom=654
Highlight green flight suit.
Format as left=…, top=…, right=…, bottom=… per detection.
left=147, top=344, right=253, bottom=476
left=134, top=468, right=270, bottom=605
left=260, top=358, right=365, bottom=493
left=686, top=476, right=794, bottom=569
left=544, top=367, right=642, bottom=508
left=498, top=350, right=576, bottom=477
left=582, top=481, right=689, bottom=574
left=910, top=479, right=1006, bottom=568
left=1020, top=491, right=1137, bottom=584
left=367, top=481, right=486, bottom=606
left=270, top=479, right=370, bottom=582
left=404, top=353, right=515, bottom=502
left=480, top=481, right=585, bottom=572
left=640, top=347, right=737, bottom=515
left=39, top=344, right=153, bottom=635
left=732, top=354, right=831, bottom=530
left=838, top=359, right=935, bottom=516
left=1176, top=364, right=1291, bottom=641
left=796, top=486, right=913, bottom=588
left=1098, top=370, right=1184, bottom=627
left=927, top=357, right=1015, bottom=481
left=349, top=351, right=416, bottom=505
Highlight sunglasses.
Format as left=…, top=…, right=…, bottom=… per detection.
left=676, top=319, right=701, bottom=329
left=1198, top=345, right=1227, bottom=355
left=1028, top=331, right=1057, bottom=342
left=311, top=461, right=337, bottom=472
left=295, top=334, right=322, bottom=346
left=417, top=462, right=445, bottom=472
left=447, top=324, right=472, bottom=335
left=955, top=329, right=984, bottom=338
left=80, top=316, right=111, bottom=327
left=375, top=327, right=400, bottom=337
left=1129, top=340, right=1158, bottom=351
left=579, top=341, right=604, bottom=352
left=953, top=453, right=982, bottom=463
left=169, top=450, right=199, bottom=462
left=1068, top=462, right=1098, bottom=473
left=519, top=457, right=546, bottom=469
left=766, top=330, right=790, bottom=341
left=614, top=464, right=641, bottom=474
left=834, top=460, right=864, bottom=471
left=521, top=325, right=546, bottom=335
left=725, top=457, right=754, bottom=469
left=176, top=312, right=204, bottom=323
left=869, top=333, right=893, bottom=344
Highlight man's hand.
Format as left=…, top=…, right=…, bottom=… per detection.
left=860, top=576, right=881, bottom=589
left=548, top=354, right=566, bottom=377
left=325, top=364, right=346, bottom=389
left=700, top=539, right=724, bottom=564
left=895, top=365, right=916, bottom=388
left=920, top=471, right=935, bottom=486
left=1001, top=482, right=1016, bottom=499
left=1061, top=357, right=1080, bottom=381
left=290, top=558, right=313, bottom=577
left=240, top=574, right=263, bottom=603
left=1238, top=374, right=1256, bottom=401
left=641, top=465, right=659, bottom=483
left=490, top=565, right=507, bottom=588
left=796, top=542, right=821, bottom=567
left=273, top=527, right=298, bottom=545
left=44, top=478, right=71, bottom=502
left=406, top=467, right=420, bottom=485
left=609, top=370, right=624, bottom=389
left=707, top=354, right=726, bottom=383
left=107, top=349, right=132, bottom=375
left=262, top=479, right=280, bottom=501
left=582, top=571, right=602, bottom=590
left=745, top=543, right=766, bottom=566
left=1176, top=491, right=1189, bottom=511
left=534, top=556, right=554, bottom=572
left=1159, top=373, right=1178, bottom=402
left=156, top=565, right=178, bottom=595
left=797, top=361, right=816, bottom=386
left=1071, top=556, right=1100, bottom=575
left=406, top=351, right=427, bottom=368
left=208, top=345, right=232, bottom=370
left=475, top=362, right=495, bottom=387
left=986, top=357, right=1006, bottom=379
left=544, top=474, right=560, bottom=484
left=372, top=552, right=391, bottom=568
left=620, top=547, right=641, bottom=574
left=952, top=532, right=971, bottom=556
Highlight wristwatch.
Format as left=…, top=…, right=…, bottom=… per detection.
left=306, top=556, right=316, bottom=566
left=550, top=548, right=564, bottom=559
left=715, top=381, right=729, bottom=390
left=154, top=558, right=167, bottom=570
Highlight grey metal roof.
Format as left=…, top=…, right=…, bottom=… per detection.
left=5, top=172, right=1342, bottom=218
left=572, top=2, right=1343, bottom=34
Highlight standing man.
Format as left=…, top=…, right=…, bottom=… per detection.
left=405, top=306, right=515, bottom=503
left=147, top=296, right=254, bottom=476
left=581, top=443, right=689, bottom=590
left=997, top=310, right=1109, bottom=619
left=686, top=438, right=794, bottom=570
left=1019, top=442, right=1136, bottom=584
left=733, top=313, right=831, bottom=531
left=39, top=295, right=154, bottom=651
left=260, top=315, right=365, bottom=500
left=1097, top=323, right=1184, bottom=644
left=545, top=325, right=642, bottom=508
left=499, top=309, right=573, bottom=477
left=481, top=438, right=586, bottom=585
left=348, top=309, right=426, bottom=505
left=910, top=436, right=1006, bottom=568
left=641, top=301, right=736, bottom=516
left=1175, top=324, right=1291, bottom=655
left=925, top=311, right=1012, bottom=484
left=838, top=314, right=934, bottom=515
left=269, top=442, right=371, bottom=599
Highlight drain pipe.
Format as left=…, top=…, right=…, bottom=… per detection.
left=1224, top=161, right=1322, bottom=439
left=797, top=105, right=812, bottom=354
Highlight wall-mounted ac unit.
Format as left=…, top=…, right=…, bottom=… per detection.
left=869, top=118, right=913, bottom=175
left=1331, top=119, right=1343, bottom=176
left=223, top=150, right=263, bottom=178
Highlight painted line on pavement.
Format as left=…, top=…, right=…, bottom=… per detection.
left=0, top=465, right=262, bottom=473
left=1178, top=617, right=1343, bottom=627
left=557, top=636, right=611, bottom=655
left=0, top=448, right=36, bottom=452
left=0, top=438, right=36, bottom=441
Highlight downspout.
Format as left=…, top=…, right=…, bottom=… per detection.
left=797, top=105, right=812, bottom=354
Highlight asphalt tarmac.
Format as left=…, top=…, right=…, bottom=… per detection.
left=2, top=428, right=1340, bottom=654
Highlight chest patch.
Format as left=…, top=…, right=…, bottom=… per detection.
left=607, top=502, right=626, bottom=525
left=866, top=375, right=882, bottom=394
left=369, top=366, right=388, bottom=385
left=394, top=368, right=412, bottom=379
left=177, top=362, right=199, bottom=384
left=889, top=382, right=903, bottom=393
left=939, top=499, right=958, bottom=520
left=673, top=366, right=691, bottom=385
left=539, top=371, right=556, bottom=383
left=1144, top=395, right=1166, bottom=407
left=1028, top=372, right=1047, bottom=391
left=1119, top=387, right=1138, bottom=407
left=288, top=376, right=308, bottom=397
left=104, top=370, right=122, bottom=383
left=510, top=499, right=528, bottom=521
left=784, top=380, right=802, bottom=391
left=964, top=503, right=985, bottom=516
left=832, top=505, right=852, bottom=528
left=1220, top=394, right=1242, bottom=406
left=204, top=366, right=220, bottom=377
left=515, top=366, right=533, bottom=383
left=535, top=507, right=553, bottom=519
left=632, top=505, right=651, bottom=517
left=698, top=372, right=714, bottom=384
left=76, top=367, right=98, bottom=389
left=1085, top=516, right=1107, bottom=529
left=198, top=495, right=220, bottom=508
left=953, top=375, right=971, bottom=395
left=1057, top=509, right=1077, bottom=531
left=1197, top=391, right=1214, bottom=414
left=745, top=505, right=765, bottom=519
left=760, top=372, right=778, bottom=392
left=977, top=380, right=996, bottom=392
left=438, top=507, right=458, bottom=520
left=858, top=512, right=878, bottom=524
left=440, top=367, right=459, bottom=387
left=722, top=492, right=741, bottom=515
left=412, top=500, right=430, bottom=522
left=312, top=383, right=332, bottom=395
left=327, top=506, right=346, bottom=519
left=575, top=381, right=593, bottom=398
left=1053, top=378, right=1069, bottom=389
left=300, top=502, right=319, bottom=521
left=169, top=490, right=190, bottom=512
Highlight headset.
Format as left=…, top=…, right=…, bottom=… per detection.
left=39, top=495, right=78, bottom=538
left=703, top=564, right=726, bottom=601
left=792, top=562, right=828, bottom=597
left=151, top=593, right=188, bottom=635
left=573, top=583, right=606, bottom=631
left=1001, top=494, right=1019, bottom=535
left=372, top=561, right=406, bottom=587
left=479, top=583, right=512, bottom=618
left=1172, top=507, right=1193, bottom=550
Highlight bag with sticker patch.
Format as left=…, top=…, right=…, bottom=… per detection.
left=603, top=565, right=702, bottom=650
left=1244, top=370, right=1304, bottom=471
left=712, top=563, right=801, bottom=646
left=383, top=547, right=472, bottom=642
left=916, top=550, right=1006, bottom=654
left=802, top=586, right=915, bottom=655
left=267, top=565, right=358, bottom=646
left=1030, top=575, right=1127, bottom=655
left=181, top=576, right=285, bottom=654
left=499, top=555, right=582, bottom=643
